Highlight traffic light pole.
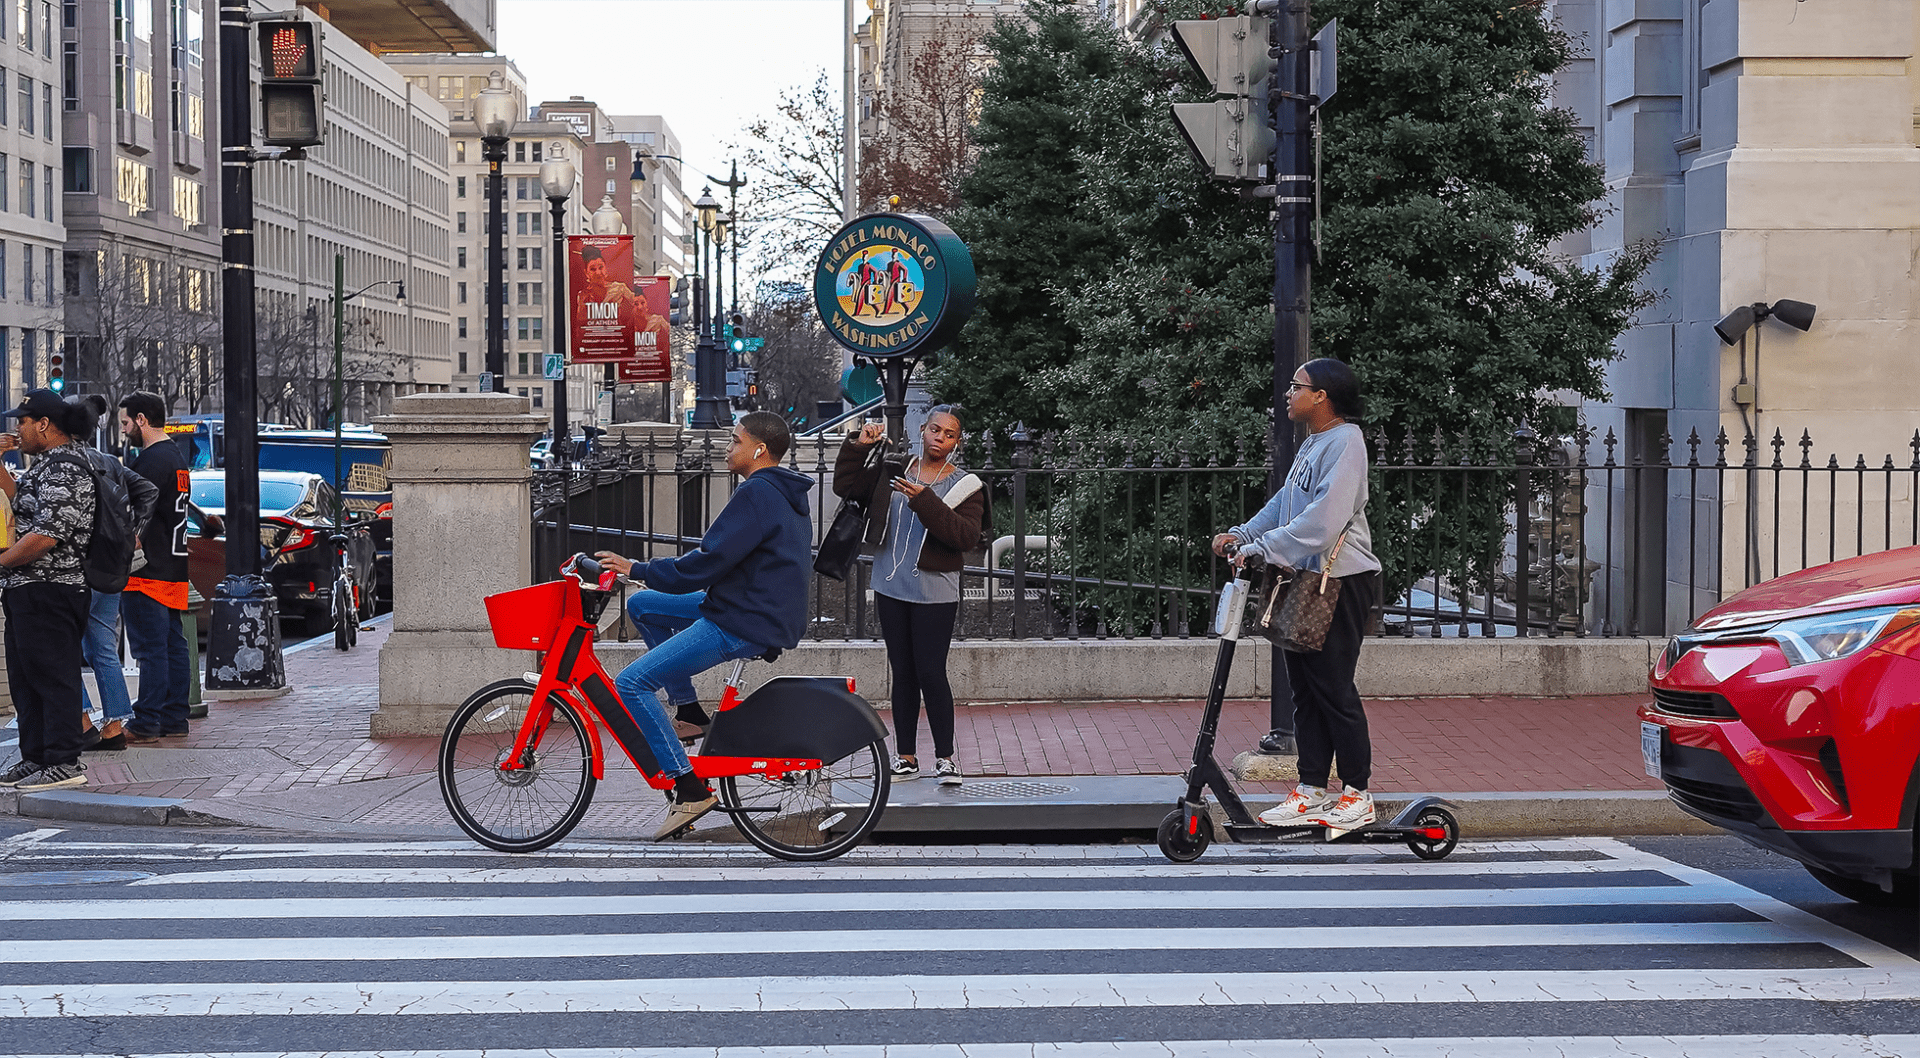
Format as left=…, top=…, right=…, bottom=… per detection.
left=207, top=0, right=285, bottom=691
left=1266, top=0, right=1312, bottom=488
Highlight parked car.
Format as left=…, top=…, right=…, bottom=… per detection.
left=257, top=428, right=394, bottom=605
left=1640, top=545, right=1920, bottom=905
left=185, top=470, right=378, bottom=637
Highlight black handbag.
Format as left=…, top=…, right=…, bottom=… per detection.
left=814, top=442, right=883, bottom=581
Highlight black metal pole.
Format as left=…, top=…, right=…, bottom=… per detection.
left=1269, top=1, right=1312, bottom=487
left=690, top=264, right=728, bottom=429
left=549, top=194, right=568, bottom=459
left=207, top=0, right=284, bottom=690
left=484, top=133, right=508, bottom=388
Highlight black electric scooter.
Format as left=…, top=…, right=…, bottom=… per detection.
left=1156, top=554, right=1462, bottom=863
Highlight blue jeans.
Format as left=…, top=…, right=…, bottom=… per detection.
left=79, top=590, right=133, bottom=723
left=122, top=590, right=191, bottom=734
left=613, top=590, right=763, bottom=778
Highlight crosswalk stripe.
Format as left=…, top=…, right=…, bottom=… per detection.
left=0, top=883, right=1759, bottom=921
left=2, top=921, right=1822, bottom=963
left=12, top=1043, right=1920, bottom=1058
left=2, top=968, right=1913, bottom=1018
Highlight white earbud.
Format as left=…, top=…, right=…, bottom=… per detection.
left=755, top=447, right=765, bottom=459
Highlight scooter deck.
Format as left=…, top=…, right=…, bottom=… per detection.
left=1221, top=821, right=1430, bottom=845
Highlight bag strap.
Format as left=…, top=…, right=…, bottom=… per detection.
left=943, top=472, right=982, bottom=508
left=1317, top=532, right=1347, bottom=595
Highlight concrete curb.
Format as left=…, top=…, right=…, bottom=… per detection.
left=7, top=789, right=227, bottom=827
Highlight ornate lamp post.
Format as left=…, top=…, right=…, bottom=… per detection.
left=539, top=153, right=576, bottom=461
left=586, top=196, right=623, bottom=432
left=689, top=187, right=728, bottom=429
left=473, top=72, right=517, bottom=391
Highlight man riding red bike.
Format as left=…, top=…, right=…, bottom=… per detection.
left=592, top=411, right=813, bottom=839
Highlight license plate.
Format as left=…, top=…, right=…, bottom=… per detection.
left=1641, top=722, right=1664, bottom=780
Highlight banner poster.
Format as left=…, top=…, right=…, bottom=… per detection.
left=567, top=234, right=637, bottom=364
left=621, top=275, right=673, bottom=383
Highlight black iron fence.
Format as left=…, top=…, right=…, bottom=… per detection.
left=531, top=424, right=1920, bottom=642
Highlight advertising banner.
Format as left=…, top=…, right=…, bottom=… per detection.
left=567, top=234, right=636, bottom=364
left=623, top=275, right=673, bottom=383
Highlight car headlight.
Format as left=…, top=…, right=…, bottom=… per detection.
left=1764, top=605, right=1920, bottom=667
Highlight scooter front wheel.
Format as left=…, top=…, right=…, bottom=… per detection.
left=1156, top=809, right=1210, bottom=863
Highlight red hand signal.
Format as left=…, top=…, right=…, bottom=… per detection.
left=269, top=27, right=308, bottom=78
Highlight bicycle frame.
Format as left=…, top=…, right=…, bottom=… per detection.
left=500, top=576, right=823, bottom=790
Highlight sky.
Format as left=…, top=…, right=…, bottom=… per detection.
left=496, top=0, right=849, bottom=185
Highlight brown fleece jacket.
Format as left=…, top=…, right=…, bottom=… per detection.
left=833, top=437, right=985, bottom=573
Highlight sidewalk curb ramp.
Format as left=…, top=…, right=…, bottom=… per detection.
left=4, top=789, right=230, bottom=827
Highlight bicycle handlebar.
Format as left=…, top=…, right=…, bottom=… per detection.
left=563, top=553, right=620, bottom=592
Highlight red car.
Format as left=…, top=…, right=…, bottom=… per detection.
left=1641, top=545, right=1920, bottom=905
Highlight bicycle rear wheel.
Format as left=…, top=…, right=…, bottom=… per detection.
left=332, top=575, right=357, bottom=651
left=439, top=681, right=596, bottom=853
left=719, top=737, right=889, bottom=861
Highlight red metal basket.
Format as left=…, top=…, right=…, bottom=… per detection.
left=484, top=580, right=576, bottom=651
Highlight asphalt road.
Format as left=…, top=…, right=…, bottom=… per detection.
left=0, top=820, right=1915, bottom=1056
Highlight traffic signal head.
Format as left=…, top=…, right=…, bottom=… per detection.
left=258, top=19, right=324, bottom=148
left=47, top=349, right=64, bottom=392
left=669, top=277, right=688, bottom=326
left=1171, top=16, right=1273, bottom=98
left=1171, top=100, right=1274, bottom=183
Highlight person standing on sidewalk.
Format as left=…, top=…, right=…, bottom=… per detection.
left=0, top=391, right=100, bottom=791
left=1214, top=359, right=1383, bottom=829
left=834, top=406, right=985, bottom=786
left=593, top=412, right=814, bottom=840
left=72, top=394, right=136, bottom=751
left=116, top=392, right=194, bottom=743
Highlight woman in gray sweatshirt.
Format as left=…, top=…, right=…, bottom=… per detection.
left=1213, top=358, right=1384, bottom=830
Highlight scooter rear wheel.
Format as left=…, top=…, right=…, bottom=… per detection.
left=1156, top=810, right=1210, bottom=863
left=1405, top=806, right=1459, bottom=860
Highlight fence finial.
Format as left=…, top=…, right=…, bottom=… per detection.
left=1798, top=429, right=1814, bottom=468
left=1513, top=420, right=1537, bottom=466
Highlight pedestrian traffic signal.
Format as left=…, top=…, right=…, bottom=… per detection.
left=257, top=19, right=324, bottom=148
left=1169, top=15, right=1275, bottom=183
left=47, top=349, right=64, bottom=392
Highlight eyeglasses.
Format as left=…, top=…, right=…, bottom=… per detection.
left=1286, top=382, right=1320, bottom=393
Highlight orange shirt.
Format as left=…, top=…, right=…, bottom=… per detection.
left=126, top=576, right=189, bottom=611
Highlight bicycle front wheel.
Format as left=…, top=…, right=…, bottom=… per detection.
left=439, top=682, right=597, bottom=853
left=719, top=737, right=889, bottom=861
left=332, top=576, right=357, bottom=651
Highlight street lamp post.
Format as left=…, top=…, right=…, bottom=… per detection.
left=689, top=186, right=729, bottom=430
left=474, top=72, right=517, bottom=391
left=540, top=155, right=576, bottom=462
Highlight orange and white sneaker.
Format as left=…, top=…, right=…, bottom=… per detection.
left=1311, top=787, right=1375, bottom=829
left=1258, top=784, right=1333, bottom=826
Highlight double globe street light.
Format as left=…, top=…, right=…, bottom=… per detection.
left=538, top=154, right=576, bottom=460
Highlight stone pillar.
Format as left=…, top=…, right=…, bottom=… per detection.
left=371, top=393, right=547, bottom=737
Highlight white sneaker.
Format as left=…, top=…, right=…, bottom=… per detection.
left=1311, top=787, right=1375, bottom=829
left=1258, top=784, right=1332, bottom=826
left=933, top=757, right=962, bottom=786
left=890, top=756, right=920, bottom=780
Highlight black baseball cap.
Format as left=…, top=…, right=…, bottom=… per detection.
left=2, top=389, right=65, bottom=421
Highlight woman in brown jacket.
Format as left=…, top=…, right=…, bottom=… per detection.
left=834, top=405, right=985, bottom=784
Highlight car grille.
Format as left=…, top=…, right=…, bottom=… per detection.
left=1652, top=687, right=1740, bottom=719
left=1665, top=773, right=1767, bottom=824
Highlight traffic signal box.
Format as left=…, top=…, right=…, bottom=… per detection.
left=258, top=19, right=324, bottom=148
left=47, top=348, right=64, bottom=392
left=1169, top=16, right=1274, bottom=183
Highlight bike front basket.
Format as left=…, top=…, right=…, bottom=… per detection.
left=484, top=580, right=574, bottom=651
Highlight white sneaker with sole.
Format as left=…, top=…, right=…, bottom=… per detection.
left=890, top=756, right=920, bottom=779
left=652, top=794, right=717, bottom=840
left=1258, top=783, right=1332, bottom=826
left=934, top=757, right=962, bottom=786
left=1310, top=787, right=1375, bottom=829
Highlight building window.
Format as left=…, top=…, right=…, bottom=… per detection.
left=61, top=145, right=89, bottom=192
left=39, top=82, right=47, bottom=137
left=515, top=212, right=527, bottom=236
left=515, top=282, right=528, bottom=306
left=605, top=156, right=615, bottom=171
left=530, top=210, right=541, bottom=234
left=531, top=387, right=543, bottom=408
left=456, top=211, right=466, bottom=233
left=40, top=165, right=48, bottom=221
left=457, top=317, right=467, bottom=339
left=456, top=245, right=466, bottom=268
left=530, top=282, right=542, bottom=305
left=0, top=67, right=7, bottom=124
left=16, top=74, right=27, bottom=134
left=18, top=159, right=29, bottom=217
left=457, top=281, right=467, bottom=304
left=40, top=246, right=48, bottom=304
left=454, top=139, right=465, bottom=162
left=115, top=157, right=151, bottom=214
left=60, top=42, right=71, bottom=110
left=457, top=349, right=467, bottom=372
left=456, top=175, right=465, bottom=197
left=513, top=141, right=525, bottom=163
left=516, top=247, right=526, bottom=270
left=23, top=246, right=33, bottom=303
left=61, top=249, right=80, bottom=296
left=516, top=319, right=528, bottom=343
left=171, top=175, right=200, bottom=227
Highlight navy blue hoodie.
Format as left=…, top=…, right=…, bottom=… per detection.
left=636, top=465, right=812, bottom=650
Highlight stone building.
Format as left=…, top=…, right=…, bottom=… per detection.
left=1550, top=0, right=1920, bottom=629
left=0, top=0, right=62, bottom=408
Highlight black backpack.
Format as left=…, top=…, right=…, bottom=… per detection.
left=47, top=450, right=158, bottom=594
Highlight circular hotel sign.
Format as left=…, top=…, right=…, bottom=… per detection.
left=814, top=212, right=976, bottom=359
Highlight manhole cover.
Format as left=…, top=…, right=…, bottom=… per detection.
left=952, top=780, right=1079, bottom=799
left=0, top=870, right=152, bottom=886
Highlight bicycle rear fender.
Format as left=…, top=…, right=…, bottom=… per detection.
left=703, top=676, right=887, bottom=762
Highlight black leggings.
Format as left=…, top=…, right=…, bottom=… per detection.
left=1288, top=569, right=1380, bottom=792
left=875, top=593, right=959, bottom=759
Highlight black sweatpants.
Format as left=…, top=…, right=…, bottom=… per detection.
left=4, top=581, right=91, bottom=768
left=1288, top=569, right=1380, bottom=792
left=875, top=593, right=959, bottom=759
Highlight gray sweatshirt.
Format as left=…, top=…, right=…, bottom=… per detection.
left=1229, top=422, right=1381, bottom=578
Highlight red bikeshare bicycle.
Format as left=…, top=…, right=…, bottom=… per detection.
left=438, top=554, right=892, bottom=860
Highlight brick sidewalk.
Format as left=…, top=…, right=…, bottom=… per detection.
left=68, top=625, right=1659, bottom=805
